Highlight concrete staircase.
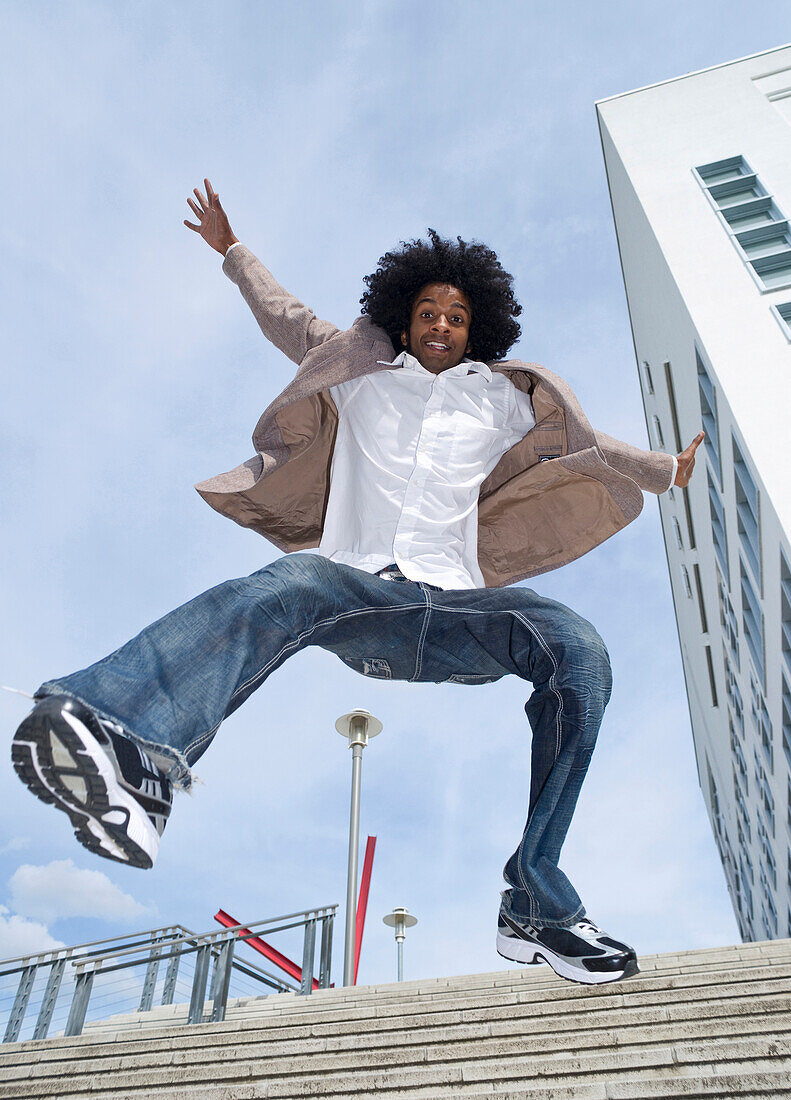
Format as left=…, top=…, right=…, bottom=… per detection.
left=1, top=939, right=789, bottom=1098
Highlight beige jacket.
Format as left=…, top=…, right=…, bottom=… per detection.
left=196, top=245, right=674, bottom=588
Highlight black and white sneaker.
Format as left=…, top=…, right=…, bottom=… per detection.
left=497, top=909, right=639, bottom=985
left=11, top=695, right=171, bottom=869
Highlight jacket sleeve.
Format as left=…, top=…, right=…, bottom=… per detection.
left=221, top=244, right=341, bottom=365
left=594, top=430, right=676, bottom=495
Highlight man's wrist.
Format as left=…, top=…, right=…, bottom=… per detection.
left=222, top=239, right=241, bottom=259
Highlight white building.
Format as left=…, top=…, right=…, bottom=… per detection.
left=596, top=44, right=791, bottom=942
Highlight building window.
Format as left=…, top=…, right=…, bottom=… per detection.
left=705, top=645, right=718, bottom=707
left=754, top=749, right=775, bottom=835
left=643, top=361, right=654, bottom=393
left=697, top=349, right=721, bottom=483
left=694, top=155, right=791, bottom=292
left=708, top=469, right=729, bottom=579
left=693, top=564, right=708, bottom=633
left=782, top=678, right=791, bottom=771
left=652, top=415, right=665, bottom=448
left=731, top=720, right=748, bottom=792
left=781, top=552, right=791, bottom=679
left=762, top=895, right=778, bottom=938
left=770, top=301, right=791, bottom=340
left=724, top=647, right=744, bottom=735
left=672, top=516, right=684, bottom=549
left=758, top=816, right=777, bottom=889
left=751, top=678, right=774, bottom=773
left=732, top=435, right=762, bottom=586
left=663, top=361, right=683, bottom=453
left=741, top=561, right=765, bottom=683
left=739, top=852, right=754, bottom=925
left=735, top=775, right=752, bottom=842
left=680, top=565, right=693, bottom=598
left=718, top=567, right=740, bottom=667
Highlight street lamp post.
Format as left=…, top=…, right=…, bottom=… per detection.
left=335, top=709, right=382, bottom=987
left=383, top=907, right=418, bottom=982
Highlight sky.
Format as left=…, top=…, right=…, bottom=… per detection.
left=2, top=1, right=789, bottom=1004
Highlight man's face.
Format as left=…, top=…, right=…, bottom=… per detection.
left=401, top=282, right=472, bottom=374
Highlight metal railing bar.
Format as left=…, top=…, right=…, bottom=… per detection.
left=209, top=940, right=234, bottom=1023
left=32, top=958, right=66, bottom=1041
left=0, top=925, right=194, bottom=971
left=187, top=946, right=211, bottom=1025
left=72, top=907, right=336, bottom=971
left=0, top=930, right=191, bottom=982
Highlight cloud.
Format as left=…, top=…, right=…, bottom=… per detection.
left=0, top=837, right=31, bottom=856
left=8, top=861, right=153, bottom=926
left=0, top=905, right=64, bottom=959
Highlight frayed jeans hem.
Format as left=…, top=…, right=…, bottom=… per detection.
left=35, top=684, right=196, bottom=793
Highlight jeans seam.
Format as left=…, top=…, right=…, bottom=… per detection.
left=184, top=600, right=427, bottom=760
left=430, top=602, right=565, bottom=922
left=410, top=585, right=433, bottom=683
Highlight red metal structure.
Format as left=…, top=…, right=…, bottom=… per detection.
left=216, top=833, right=377, bottom=990
left=213, top=910, right=319, bottom=991
left=354, top=836, right=376, bottom=984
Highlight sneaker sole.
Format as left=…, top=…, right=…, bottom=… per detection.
left=12, top=698, right=157, bottom=869
left=496, top=931, right=639, bottom=985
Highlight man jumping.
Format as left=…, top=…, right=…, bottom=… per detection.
left=12, top=179, right=703, bottom=985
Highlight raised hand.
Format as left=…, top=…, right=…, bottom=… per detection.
left=674, top=430, right=705, bottom=488
left=184, top=178, right=239, bottom=256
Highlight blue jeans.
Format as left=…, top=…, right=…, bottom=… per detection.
left=38, top=553, right=612, bottom=928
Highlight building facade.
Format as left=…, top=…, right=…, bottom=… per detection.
left=597, top=44, right=791, bottom=941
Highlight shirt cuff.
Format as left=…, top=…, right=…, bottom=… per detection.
left=224, top=241, right=242, bottom=258
left=664, top=454, right=678, bottom=493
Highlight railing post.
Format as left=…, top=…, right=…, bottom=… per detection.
left=3, top=964, right=37, bottom=1043
left=318, top=913, right=333, bottom=989
left=300, top=917, right=316, bottom=996
left=64, top=970, right=94, bottom=1037
left=209, top=940, right=235, bottom=1023
left=187, top=945, right=211, bottom=1024
left=33, top=958, right=66, bottom=1041
left=138, top=940, right=162, bottom=1012
left=161, top=947, right=180, bottom=1005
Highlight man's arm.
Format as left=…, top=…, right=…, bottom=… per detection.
left=184, top=178, right=340, bottom=365
left=594, top=429, right=704, bottom=494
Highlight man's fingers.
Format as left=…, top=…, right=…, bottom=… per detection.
left=184, top=220, right=201, bottom=231
left=187, top=197, right=203, bottom=218
left=193, top=187, right=208, bottom=210
left=205, top=178, right=217, bottom=205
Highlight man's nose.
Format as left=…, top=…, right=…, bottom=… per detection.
left=431, top=314, right=451, bottom=331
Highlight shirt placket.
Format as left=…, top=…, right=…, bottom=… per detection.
left=393, top=372, right=450, bottom=563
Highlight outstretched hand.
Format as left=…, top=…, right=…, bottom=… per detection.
left=184, top=178, right=239, bottom=256
left=674, top=430, right=705, bottom=488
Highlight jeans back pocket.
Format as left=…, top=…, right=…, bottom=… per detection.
left=338, top=656, right=393, bottom=680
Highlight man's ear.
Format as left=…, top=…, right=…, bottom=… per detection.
left=465, top=342, right=472, bottom=355
left=401, top=330, right=408, bottom=347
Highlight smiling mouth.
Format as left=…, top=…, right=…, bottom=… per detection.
left=425, top=342, right=450, bottom=352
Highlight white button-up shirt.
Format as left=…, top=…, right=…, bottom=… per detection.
left=317, top=350, right=537, bottom=589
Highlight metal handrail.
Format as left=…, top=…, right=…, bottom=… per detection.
left=0, top=924, right=194, bottom=974
left=73, top=907, right=336, bottom=970
left=1, top=905, right=337, bottom=1044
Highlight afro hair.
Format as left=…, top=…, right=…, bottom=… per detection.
left=359, top=228, right=522, bottom=363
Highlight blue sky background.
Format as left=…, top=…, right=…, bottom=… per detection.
left=2, top=2, right=789, bottom=994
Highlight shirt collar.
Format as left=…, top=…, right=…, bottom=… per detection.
left=377, top=349, right=492, bottom=382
